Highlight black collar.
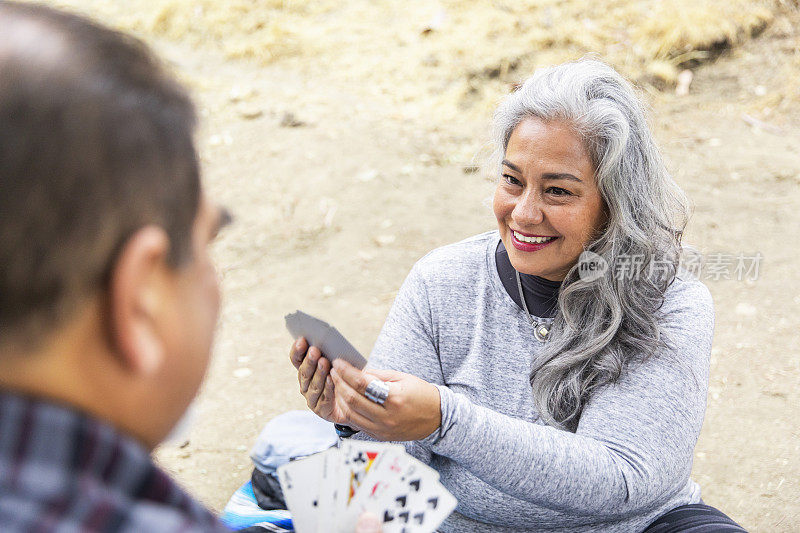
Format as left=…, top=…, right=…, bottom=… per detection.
left=495, top=239, right=561, bottom=318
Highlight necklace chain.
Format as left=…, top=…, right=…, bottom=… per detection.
left=515, top=269, right=553, bottom=343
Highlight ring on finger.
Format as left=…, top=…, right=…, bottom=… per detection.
left=364, top=379, right=389, bottom=405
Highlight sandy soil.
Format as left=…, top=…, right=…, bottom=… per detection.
left=39, top=2, right=800, bottom=531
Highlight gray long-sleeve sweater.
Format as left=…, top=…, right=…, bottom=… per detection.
left=356, top=230, right=714, bottom=532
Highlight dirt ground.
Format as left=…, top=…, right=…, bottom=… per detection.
left=40, top=2, right=800, bottom=531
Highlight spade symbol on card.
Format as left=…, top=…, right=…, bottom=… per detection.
left=383, top=510, right=395, bottom=523
left=398, top=511, right=410, bottom=523
left=428, top=496, right=439, bottom=509
left=413, top=512, right=425, bottom=525
left=409, top=479, right=421, bottom=492
left=395, top=495, right=407, bottom=508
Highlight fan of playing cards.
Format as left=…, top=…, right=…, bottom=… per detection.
left=277, top=441, right=457, bottom=533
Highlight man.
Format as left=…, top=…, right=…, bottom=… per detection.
left=0, top=2, right=379, bottom=531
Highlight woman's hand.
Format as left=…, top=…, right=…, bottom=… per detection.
left=329, top=359, right=442, bottom=441
left=289, top=337, right=339, bottom=423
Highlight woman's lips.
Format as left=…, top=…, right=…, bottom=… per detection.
left=510, top=229, right=559, bottom=252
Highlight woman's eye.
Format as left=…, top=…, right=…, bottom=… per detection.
left=503, top=174, right=521, bottom=186
left=546, top=186, right=572, bottom=196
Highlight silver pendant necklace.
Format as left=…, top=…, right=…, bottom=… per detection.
left=515, top=269, right=553, bottom=343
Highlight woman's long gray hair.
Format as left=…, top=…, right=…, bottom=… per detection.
left=492, top=59, right=690, bottom=432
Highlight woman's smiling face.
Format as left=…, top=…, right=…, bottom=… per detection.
left=493, top=117, right=606, bottom=281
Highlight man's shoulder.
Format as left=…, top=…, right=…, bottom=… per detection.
left=0, top=392, right=226, bottom=533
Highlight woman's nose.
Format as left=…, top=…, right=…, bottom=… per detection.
left=512, top=189, right=545, bottom=227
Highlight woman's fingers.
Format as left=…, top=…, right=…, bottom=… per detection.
left=334, top=390, right=380, bottom=435
left=330, top=366, right=386, bottom=421
left=297, top=345, right=321, bottom=393
left=305, top=356, right=331, bottom=409
left=322, top=375, right=334, bottom=405
left=331, top=359, right=371, bottom=394
left=289, top=337, right=308, bottom=369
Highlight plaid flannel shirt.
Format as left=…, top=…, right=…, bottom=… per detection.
left=0, top=390, right=231, bottom=532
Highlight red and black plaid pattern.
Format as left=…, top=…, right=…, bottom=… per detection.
left=0, top=391, right=231, bottom=532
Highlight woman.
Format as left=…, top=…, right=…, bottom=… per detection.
left=290, top=59, right=745, bottom=532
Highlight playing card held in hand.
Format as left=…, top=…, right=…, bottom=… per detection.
left=285, top=310, right=367, bottom=370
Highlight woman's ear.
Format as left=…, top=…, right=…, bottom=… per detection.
left=105, top=225, right=172, bottom=376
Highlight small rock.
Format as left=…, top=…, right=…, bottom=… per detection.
left=420, top=8, right=446, bottom=35
left=357, top=169, right=379, bottom=182
left=208, top=132, right=233, bottom=146
left=374, top=234, right=396, bottom=247
left=228, top=85, right=257, bottom=103
left=279, top=112, right=305, bottom=128
left=675, top=69, right=693, bottom=97
left=318, top=198, right=337, bottom=227
left=422, top=54, right=440, bottom=67
left=323, top=206, right=337, bottom=227
left=238, top=106, right=264, bottom=120
left=233, top=367, right=253, bottom=379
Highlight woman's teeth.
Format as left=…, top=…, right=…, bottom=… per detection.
left=513, top=231, right=556, bottom=244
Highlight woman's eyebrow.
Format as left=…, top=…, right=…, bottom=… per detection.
left=542, top=172, right=582, bottom=182
left=503, top=159, right=582, bottom=183
left=501, top=159, right=522, bottom=173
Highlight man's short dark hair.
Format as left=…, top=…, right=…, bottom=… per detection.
left=0, top=1, right=200, bottom=350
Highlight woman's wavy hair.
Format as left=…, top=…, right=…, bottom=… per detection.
left=491, top=58, right=690, bottom=432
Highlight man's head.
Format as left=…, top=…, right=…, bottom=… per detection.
left=0, top=1, right=225, bottom=448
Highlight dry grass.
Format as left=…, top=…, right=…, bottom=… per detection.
left=46, top=0, right=796, bottom=122
left=753, top=10, right=800, bottom=118
left=133, top=0, right=333, bottom=62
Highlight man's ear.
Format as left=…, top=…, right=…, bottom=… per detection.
left=106, top=225, right=172, bottom=376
